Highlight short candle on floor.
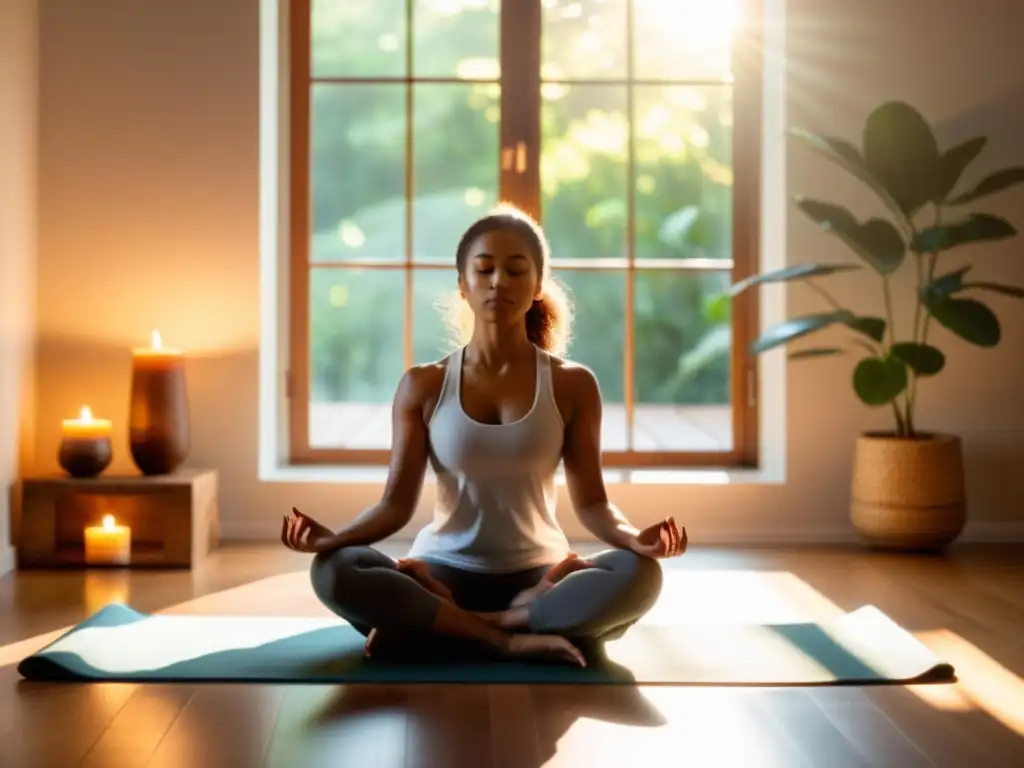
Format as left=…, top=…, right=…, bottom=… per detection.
left=84, top=514, right=132, bottom=566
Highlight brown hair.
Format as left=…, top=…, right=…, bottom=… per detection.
left=443, top=203, right=573, bottom=355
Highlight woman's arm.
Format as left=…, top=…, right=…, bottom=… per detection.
left=326, top=366, right=435, bottom=548
left=561, top=366, right=642, bottom=550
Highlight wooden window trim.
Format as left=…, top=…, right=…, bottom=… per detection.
left=286, top=0, right=763, bottom=470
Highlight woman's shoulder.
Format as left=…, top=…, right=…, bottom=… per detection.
left=545, top=352, right=602, bottom=398
left=395, top=350, right=455, bottom=405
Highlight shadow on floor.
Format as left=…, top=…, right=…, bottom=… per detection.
left=309, top=681, right=668, bottom=768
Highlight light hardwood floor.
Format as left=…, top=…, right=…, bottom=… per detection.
left=2, top=542, right=1023, bottom=767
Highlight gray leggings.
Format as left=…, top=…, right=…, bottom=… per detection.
left=310, top=546, right=663, bottom=644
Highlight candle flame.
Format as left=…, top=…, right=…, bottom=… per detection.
left=151, top=329, right=163, bottom=350
left=79, top=406, right=93, bottom=423
left=102, top=514, right=116, bottom=530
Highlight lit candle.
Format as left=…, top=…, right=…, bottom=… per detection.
left=84, top=514, right=132, bottom=566
left=62, top=405, right=112, bottom=439
left=131, top=329, right=183, bottom=362
left=58, top=406, right=113, bottom=477
left=129, top=329, right=190, bottom=475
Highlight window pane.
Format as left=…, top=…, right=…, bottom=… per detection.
left=414, top=0, right=501, bottom=79
left=634, top=85, right=732, bottom=261
left=633, top=269, right=733, bottom=451
left=557, top=270, right=627, bottom=451
left=412, top=268, right=461, bottom=363
left=541, top=85, right=628, bottom=259
left=309, top=268, right=404, bottom=448
left=413, top=83, right=501, bottom=261
left=542, top=0, right=627, bottom=81
left=633, top=0, right=739, bottom=81
left=310, top=85, right=407, bottom=263
left=311, top=0, right=407, bottom=78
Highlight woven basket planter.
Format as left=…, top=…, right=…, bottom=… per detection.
left=850, top=432, right=966, bottom=551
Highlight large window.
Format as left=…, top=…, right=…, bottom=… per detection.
left=287, top=0, right=762, bottom=468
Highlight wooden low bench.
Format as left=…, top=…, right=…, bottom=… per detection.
left=16, top=468, right=219, bottom=569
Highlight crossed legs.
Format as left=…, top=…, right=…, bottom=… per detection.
left=310, top=545, right=663, bottom=655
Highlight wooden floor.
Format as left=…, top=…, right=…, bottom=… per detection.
left=2, top=542, right=1023, bottom=767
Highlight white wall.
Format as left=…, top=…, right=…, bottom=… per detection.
left=33, top=0, right=1024, bottom=545
left=0, top=0, right=39, bottom=575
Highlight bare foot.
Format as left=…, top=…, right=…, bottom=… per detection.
left=504, top=633, right=587, bottom=667
left=472, top=553, right=601, bottom=630
left=545, top=551, right=597, bottom=583
left=364, top=626, right=585, bottom=667
left=509, top=552, right=597, bottom=608
left=364, top=627, right=380, bottom=658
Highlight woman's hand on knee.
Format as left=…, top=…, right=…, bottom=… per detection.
left=628, top=517, right=688, bottom=559
left=281, top=508, right=341, bottom=554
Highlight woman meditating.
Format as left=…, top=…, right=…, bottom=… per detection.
left=281, top=205, right=687, bottom=667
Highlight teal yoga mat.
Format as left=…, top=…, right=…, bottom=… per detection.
left=17, top=603, right=955, bottom=686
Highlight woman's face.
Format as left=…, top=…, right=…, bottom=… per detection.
left=459, top=228, right=543, bottom=326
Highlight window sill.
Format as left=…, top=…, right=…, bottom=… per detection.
left=259, top=464, right=784, bottom=486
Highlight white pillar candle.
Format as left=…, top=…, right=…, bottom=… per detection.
left=84, top=515, right=132, bottom=566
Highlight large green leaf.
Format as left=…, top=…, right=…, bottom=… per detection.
left=729, top=262, right=861, bottom=297
left=922, top=268, right=1024, bottom=302
left=936, top=137, right=987, bottom=202
left=912, top=213, right=1016, bottom=253
left=962, top=281, right=1024, bottom=298
left=924, top=296, right=1001, bottom=347
left=789, top=127, right=904, bottom=220
left=948, top=167, right=1024, bottom=205
left=845, top=316, right=886, bottom=343
left=891, top=342, right=946, bottom=375
left=751, top=310, right=855, bottom=354
left=789, top=347, right=844, bottom=360
left=922, top=266, right=972, bottom=300
left=862, top=101, right=941, bottom=217
left=795, top=198, right=906, bottom=274
left=853, top=356, right=909, bottom=406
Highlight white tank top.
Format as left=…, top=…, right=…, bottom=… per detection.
left=406, top=345, right=571, bottom=573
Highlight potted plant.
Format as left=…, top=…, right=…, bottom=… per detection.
left=731, top=101, right=1024, bottom=550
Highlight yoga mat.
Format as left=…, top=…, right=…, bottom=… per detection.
left=17, top=603, right=954, bottom=686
